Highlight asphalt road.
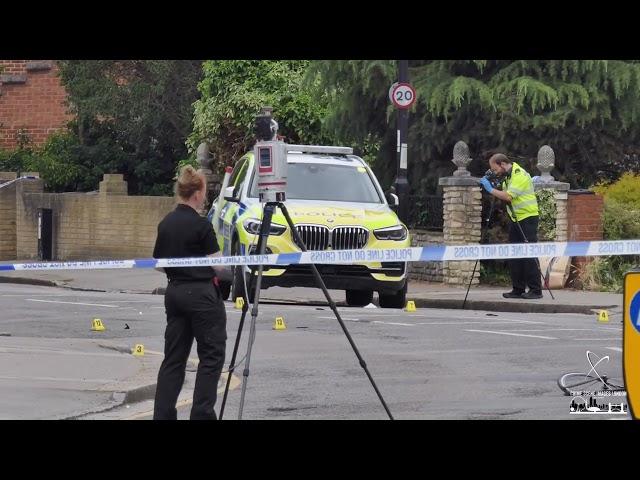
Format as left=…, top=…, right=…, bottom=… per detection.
left=0, top=283, right=629, bottom=420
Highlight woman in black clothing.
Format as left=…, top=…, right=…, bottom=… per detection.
left=152, top=166, right=227, bottom=420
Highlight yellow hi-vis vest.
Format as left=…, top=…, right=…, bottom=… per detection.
left=501, top=162, right=539, bottom=222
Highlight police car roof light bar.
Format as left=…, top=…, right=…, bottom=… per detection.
left=286, top=145, right=353, bottom=155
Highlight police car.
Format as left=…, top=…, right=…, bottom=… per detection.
left=208, top=145, right=411, bottom=308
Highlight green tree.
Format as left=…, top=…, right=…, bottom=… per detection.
left=57, top=60, right=203, bottom=194
left=309, top=60, right=640, bottom=194
left=189, top=60, right=332, bottom=172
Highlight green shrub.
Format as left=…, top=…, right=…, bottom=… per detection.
left=593, top=172, right=640, bottom=209
left=581, top=173, right=640, bottom=292
left=602, top=199, right=640, bottom=240
left=536, top=188, right=557, bottom=241
left=582, top=256, right=639, bottom=293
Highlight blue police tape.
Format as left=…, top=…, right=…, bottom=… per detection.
left=1, top=239, right=640, bottom=272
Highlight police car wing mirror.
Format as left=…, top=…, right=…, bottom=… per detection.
left=386, top=190, right=399, bottom=209
left=223, top=185, right=239, bottom=203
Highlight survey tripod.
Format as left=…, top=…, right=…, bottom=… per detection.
left=218, top=200, right=394, bottom=420
left=462, top=194, right=554, bottom=309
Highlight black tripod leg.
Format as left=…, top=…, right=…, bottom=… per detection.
left=462, top=260, right=479, bottom=309
left=463, top=197, right=496, bottom=309
left=219, top=206, right=271, bottom=419
left=219, top=264, right=257, bottom=419
left=278, top=203, right=394, bottom=420
left=237, top=203, right=276, bottom=419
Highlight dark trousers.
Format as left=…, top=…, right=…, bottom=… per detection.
left=153, top=281, right=227, bottom=420
left=508, top=215, right=542, bottom=294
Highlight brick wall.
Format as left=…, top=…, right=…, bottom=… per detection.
left=0, top=60, right=73, bottom=149
left=5, top=175, right=176, bottom=261
left=566, top=191, right=604, bottom=286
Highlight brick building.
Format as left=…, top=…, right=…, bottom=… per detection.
left=0, top=60, right=73, bottom=150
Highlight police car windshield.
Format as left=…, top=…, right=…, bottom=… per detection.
left=250, top=162, right=383, bottom=203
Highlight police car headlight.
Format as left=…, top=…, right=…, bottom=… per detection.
left=243, top=218, right=287, bottom=236
left=373, top=225, right=407, bottom=241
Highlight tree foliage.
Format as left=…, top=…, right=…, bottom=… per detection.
left=189, top=60, right=332, bottom=171
left=309, top=60, right=640, bottom=194
left=57, top=60, right=203, bottom=194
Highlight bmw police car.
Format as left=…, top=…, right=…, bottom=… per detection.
left=208, top=145, right=411, bottom=308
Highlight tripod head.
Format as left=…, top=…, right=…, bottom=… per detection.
left=253, top=107, right=287, bottom=203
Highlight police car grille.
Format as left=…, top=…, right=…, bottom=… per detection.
left=294, top=225, right=330, bottom=251
left=332, top=227, right=368, bottom=250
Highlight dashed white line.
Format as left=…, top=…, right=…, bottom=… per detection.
left=465, top=329, right=557, bottom=340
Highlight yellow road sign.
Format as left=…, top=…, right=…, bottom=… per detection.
left=623, top=270, right=640, bottom=420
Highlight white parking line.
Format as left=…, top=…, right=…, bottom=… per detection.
left=465, top=329, right=557, bottom=340
left=26, top=299, right=119, bottom=308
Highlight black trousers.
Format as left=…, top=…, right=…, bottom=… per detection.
left=153, top=281, right=227, bottom=420
left=508, top=215, right=542, bottom=294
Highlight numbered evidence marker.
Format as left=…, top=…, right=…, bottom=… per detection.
left=405, top=301, right=417, bottom=312
left=132, top=344, right=145, bottom=356
left=624, top=270, right=640, bottom=419
left=273, top=316, right=286, bottom=330
left=598, top=310, right=609, bottom=322
left=91, top=318, right=105, bottom=331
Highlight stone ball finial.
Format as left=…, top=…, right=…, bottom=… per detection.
left=196, top=142, right=213, bottom=171
left=537, top=145, right=555, bottom=181
left=451, top=140, right=472, bottom=177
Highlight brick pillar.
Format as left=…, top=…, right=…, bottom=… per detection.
left=567, top=190, right=604, bottom=286
left=438, top=178, right=482, bottom=285
left=0, top=179, right=17, bottom=260
left=554, top=191, right=569, bottom=241
left=99, top=174, right=128, bottom=196
left=15, top=177, right=44, bottom=260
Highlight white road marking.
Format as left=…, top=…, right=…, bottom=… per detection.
left=318, top=316, right=361, bottom=322
left=371, top=321, right=415, bottom=326
left=606, top=347, right=623, bottom=352
left=1, top=294, right=70, bottom=297
left=26, top=299, right=119, bottom=308
left=465, top=329, right=557, bottom=340
left=415, top=321, right=545, bottom=326
left=0, top=346, right=127, bottom=358
left=572, top=338, right=621, bottom=341
left=0, top=375, right=112, bottom=383
left=501, top=328, right=608, bottom=332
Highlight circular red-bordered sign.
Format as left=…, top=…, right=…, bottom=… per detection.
left=391, top=82, right=416, bottom=109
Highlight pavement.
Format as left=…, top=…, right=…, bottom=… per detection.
left=0, top=264, right=623, bottom=315
left=0, top=265, right=624, bottom=419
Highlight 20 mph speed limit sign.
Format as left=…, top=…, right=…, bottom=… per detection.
left=391, top=83, right=416, bottom=109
